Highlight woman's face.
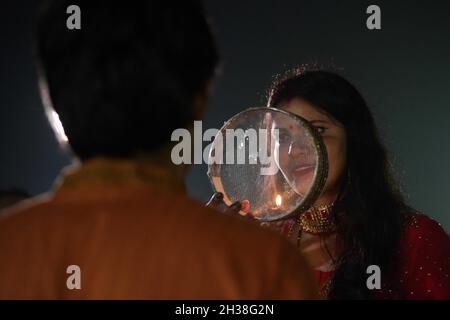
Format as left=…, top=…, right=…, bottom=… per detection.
left=280, top=98, right=347, bottom=205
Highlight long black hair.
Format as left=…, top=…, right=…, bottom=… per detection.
left=268, top=66, right=410, bottom=299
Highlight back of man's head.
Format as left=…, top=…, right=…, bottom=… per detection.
left=36, top=0, right=218, bottom=160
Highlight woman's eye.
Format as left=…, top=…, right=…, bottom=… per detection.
left=279, top=133, right=292, bottom=144
left=315, top=126, right=326, bottom=134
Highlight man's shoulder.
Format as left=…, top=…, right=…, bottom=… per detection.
left=0, top=192, right=54, bottom=230
left=0, top=186, right=314, bottom=299
left=0, top=186, right=290, bottom=252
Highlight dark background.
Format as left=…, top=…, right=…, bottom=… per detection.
left=1, top=1, right=449, bottom=231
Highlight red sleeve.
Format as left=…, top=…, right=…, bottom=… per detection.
left=393, top=214, right=450, bottom=299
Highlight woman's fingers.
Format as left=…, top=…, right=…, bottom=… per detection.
left=206, top=194, right=255, bottom=220
left=240, top=200, right=250, bottom=213
left=235, top=200, right=256, bottom=220
left=223, top=201, right=241, bottom=215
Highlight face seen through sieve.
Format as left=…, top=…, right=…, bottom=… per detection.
left=273, top=116, right=317, bottom=197
left=208, top=108, right=323, bottom=221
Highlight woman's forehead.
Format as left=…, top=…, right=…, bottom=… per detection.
left=281, top=98, right=330, bottom=122
left=280, top=98, right=345, bottom=129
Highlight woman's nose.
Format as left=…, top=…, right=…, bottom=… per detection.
left=288, top=142, right=303, bottom=158
left=288, top=141, right=313, bottom=158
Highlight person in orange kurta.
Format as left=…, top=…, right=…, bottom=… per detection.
left=0, top=1, right=317, bottom=299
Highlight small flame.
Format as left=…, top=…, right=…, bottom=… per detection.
left=275, top=194, right=282, bottom=208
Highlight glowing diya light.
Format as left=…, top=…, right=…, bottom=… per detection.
left=275, top=194, right=282, bottom=208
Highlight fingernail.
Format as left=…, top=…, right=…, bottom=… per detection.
left=241, top=200, right=250, bottom=213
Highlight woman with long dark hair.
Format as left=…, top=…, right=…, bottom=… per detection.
left=210, top=67, right=450, bottom=299
left=265, top=68, right=450, bottom=299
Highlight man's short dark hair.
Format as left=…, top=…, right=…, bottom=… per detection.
left=36, top=0, right=219, bottom=160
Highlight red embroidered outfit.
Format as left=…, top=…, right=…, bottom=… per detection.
left=315, top=214, right=450, bottom=299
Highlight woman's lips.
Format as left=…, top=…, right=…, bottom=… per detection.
left=295, top=165, right=314, bottom=171
left=293, top=165, right=314, bottom=178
